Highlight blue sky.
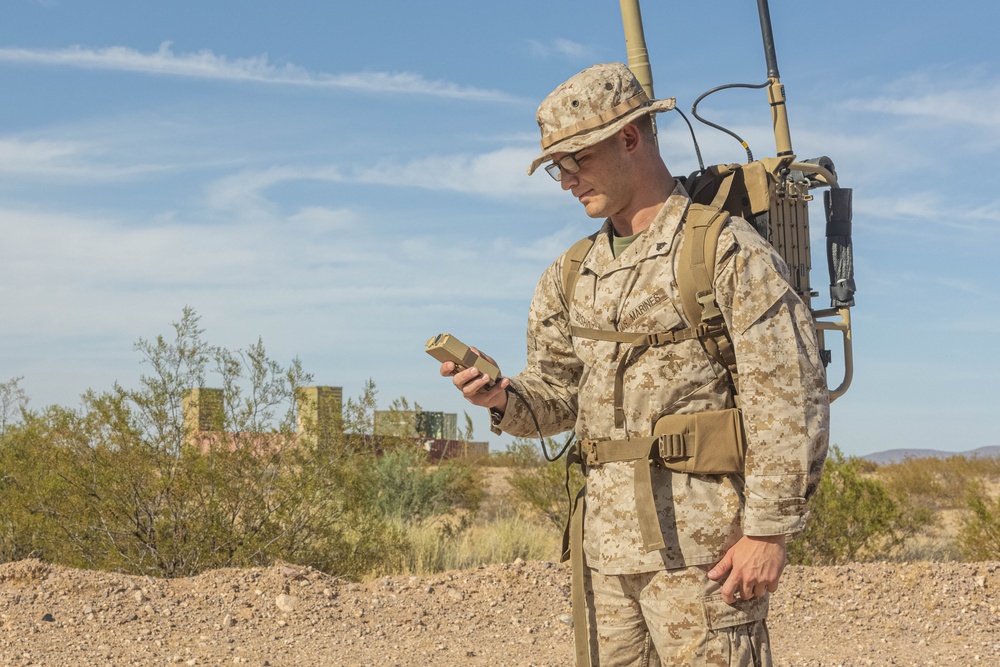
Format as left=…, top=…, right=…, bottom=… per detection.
left=1, top=0, right=997, bottom=458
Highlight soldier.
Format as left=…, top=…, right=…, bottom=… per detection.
left=440, top=63, right=829, bottom=666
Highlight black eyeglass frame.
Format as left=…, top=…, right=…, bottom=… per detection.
left=544, top=151, right=582, bottom=181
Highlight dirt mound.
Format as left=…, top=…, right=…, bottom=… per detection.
left=1, top=558, right=999, bottom=666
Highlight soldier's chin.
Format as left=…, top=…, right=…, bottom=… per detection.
left=580, top=197, right=608, bottom=219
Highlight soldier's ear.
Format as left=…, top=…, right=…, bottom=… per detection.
left=620, top=123, right=641, bottom=153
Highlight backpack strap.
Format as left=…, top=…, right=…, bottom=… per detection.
left=678, top=204, right=740, bottom=395
left=561, top=233, right=599, bottom=307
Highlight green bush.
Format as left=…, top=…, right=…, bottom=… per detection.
left=958, top=481, right=1000, bottom=561
left=788, top=446, right=932, bottom=565
left=0, top=308, right=405, bottom=579
left=368, top=445, right=483, bottom=522
left=505, top=438, right=584, bottom=529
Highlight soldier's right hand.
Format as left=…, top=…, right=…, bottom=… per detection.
left=440, top=347, right=509, bottom=413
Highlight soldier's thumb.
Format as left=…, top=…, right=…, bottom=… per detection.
left=707, top=552, right=733, bottom=581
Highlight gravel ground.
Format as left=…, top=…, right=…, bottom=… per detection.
left=2, top=558, right=999, bottom=666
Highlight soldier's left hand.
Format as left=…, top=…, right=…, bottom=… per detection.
left=707, top=534, right=787, bottom=605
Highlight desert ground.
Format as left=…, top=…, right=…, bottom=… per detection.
left=1, top=556, right=998, bottom=666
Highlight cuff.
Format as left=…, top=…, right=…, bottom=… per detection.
left=742, top=497, right=808, bottom=537
left=489, top=408, right=505, bottom=435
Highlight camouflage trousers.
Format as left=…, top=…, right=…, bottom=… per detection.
left=583, top=564, right=772, bottom=667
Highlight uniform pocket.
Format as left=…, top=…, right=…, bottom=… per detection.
left=701, top=593, right=769, bottom=630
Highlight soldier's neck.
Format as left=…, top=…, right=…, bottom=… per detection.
left=610, top=175, right=675, bottom=236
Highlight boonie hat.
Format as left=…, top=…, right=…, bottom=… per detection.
left=527, top=62, right=676, bottom=175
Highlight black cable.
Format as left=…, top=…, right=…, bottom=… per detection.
left=506, top=384, right=574, bottom=462
left=691, top=80, right=769, bottom=163
left=671, top=107, right=705, bottom=173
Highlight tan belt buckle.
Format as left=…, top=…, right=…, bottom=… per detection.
left=578, top=439, right=599, bottom=465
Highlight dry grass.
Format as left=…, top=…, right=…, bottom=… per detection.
left=391, top=454, right=1000, bottom=576
left=394, top=513, right=562, bottom=576
left=872, top=455, right=1000, bottom=560
left=387, top=466, right=563, bottom=577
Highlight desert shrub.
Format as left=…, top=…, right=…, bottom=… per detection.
left=488, top=439, right=544, bottom=468
left=505, top=438, right=584, bottom=528
left=788, top=446, right=932, bottom=565
left=877, top=455, right=1000, bottom=511
left=957, top=482, right=1000, bottom=560
left=368, top=445, right=483, bottom=522
left=0, top=376, right=29, bottom=438
left=0, top=308, right=405, bottom=579
left=395, top=511, right=561, bottom=575
left=0, top=406, right=82, bottom=563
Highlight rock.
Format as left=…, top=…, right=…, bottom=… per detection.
left=275, top=594, right=297, bottom=613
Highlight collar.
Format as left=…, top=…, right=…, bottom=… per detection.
left=582, top=180, right=690, bottom=276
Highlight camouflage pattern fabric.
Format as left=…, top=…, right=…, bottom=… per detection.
left=587, top=565, right=771, bottom=666
left=492, top=182, right=830, bottom=575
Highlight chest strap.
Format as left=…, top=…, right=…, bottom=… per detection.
left=569, top=322, right=727, bottom=429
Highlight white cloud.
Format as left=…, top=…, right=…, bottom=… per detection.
left=524, top=38, right=595, bottom=61
left=0, top=138, right=165, bottom=180
left=0, top=43, right=526, bottom=103
left=859, top=194, right=1000, bottom=233
left=0, top=168, right=551, bottom=336
left=492, top=223, right=588, bottom=262
left=202, top=147, right=559, bottom=213
left=350, top=146, right=556, bottom=199
left=846, top=72, right=1000, bottom=130
left=205, top=166, right=345, bottom=219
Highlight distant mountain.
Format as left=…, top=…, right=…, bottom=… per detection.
left=861, top=446, right=1000, bottom=466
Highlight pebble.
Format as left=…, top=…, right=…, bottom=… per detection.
left=275, top=594, right=297, bottom=613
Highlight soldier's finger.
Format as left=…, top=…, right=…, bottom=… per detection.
left=452, top=366, right=480, bottom=387
left=461, top=371, right=492, bottom=396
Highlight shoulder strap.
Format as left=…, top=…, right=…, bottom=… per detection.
left=677, top=203, right=740, bottom=393
left=561, top=233, right=599, bottom=306
left=678, top=203, right=729, bottom=327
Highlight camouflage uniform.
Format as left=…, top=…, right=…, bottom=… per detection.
left=474, top=61, right=829, bottom=666
left=491, top=182, right=829, bottom=664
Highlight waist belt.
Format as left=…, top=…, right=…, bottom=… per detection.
left=568, top=407, right=746, bottom=555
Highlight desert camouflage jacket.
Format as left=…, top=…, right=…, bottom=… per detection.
left=493, top=182, right=830, bottom=574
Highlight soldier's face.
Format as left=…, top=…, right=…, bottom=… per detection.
left=554, top=133, right=629, bottom=220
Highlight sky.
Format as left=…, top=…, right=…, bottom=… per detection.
left=1, top=0, right=997, bottom=458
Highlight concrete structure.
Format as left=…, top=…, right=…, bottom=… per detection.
left=296, top=385, right=343, bottom=446
left=182, top=388, right=224, bottom=433
left=183, top=387, right=487, bottom=461
left=373, top=410, right=457, bottom=440
left=424, top=439, right=489, bottom=461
